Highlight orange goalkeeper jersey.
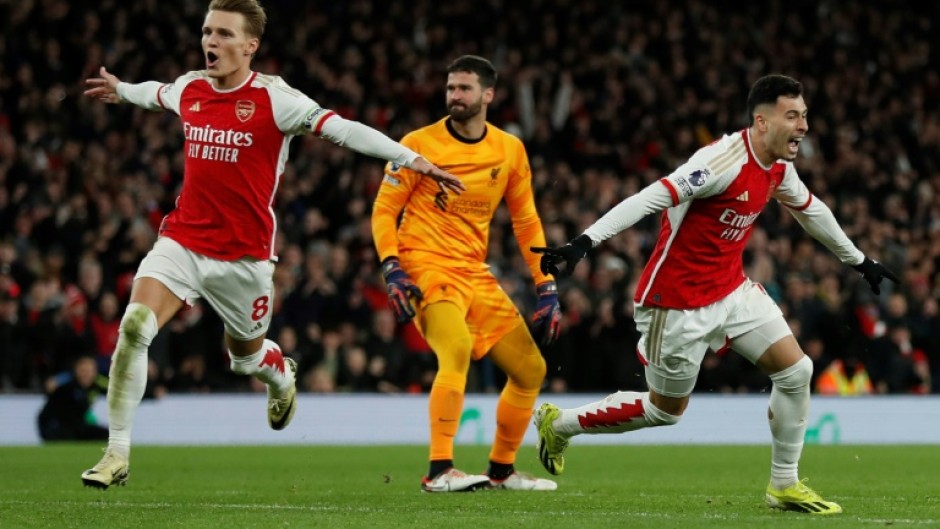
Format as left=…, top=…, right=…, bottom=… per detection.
left=372, top=117, right=551, bottom=284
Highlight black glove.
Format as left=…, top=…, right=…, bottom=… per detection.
left=530, top=234, right=593, bottom=277
left=852, top=257, right=900, bottom=295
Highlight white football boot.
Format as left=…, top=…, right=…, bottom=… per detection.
left=489, top=471, right=558, bottom=491
left=421, top=468, right=491, bottom=492
left=268, top=357, right=298, bottom=430
left=81, top=449, right=129, bottom=489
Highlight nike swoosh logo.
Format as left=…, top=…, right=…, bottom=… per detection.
left=270, top=399, right=295, bottom=430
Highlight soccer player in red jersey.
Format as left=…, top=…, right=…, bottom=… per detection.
left=532, top=74, right=898, bottom=514
left=79, top=0, right=464, bottom=489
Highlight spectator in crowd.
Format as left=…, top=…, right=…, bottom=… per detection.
left=305, top=365, right=336, bottom=393
left=815, top=355, right=874, bottom=396
left=313, top=327, right=342, bottom=383
left=868, top=322, right=931, bottom=394
left=0, top=279, right=29, bottom=390
left=89, top=290, right=120, bottom=373
left=37, top=355, right=109, bottom=441
left=167, top=353, right=213, bottom=393
left=362, top=308, right=409, bottom=393
left=336, top=345, right=374, bottom=392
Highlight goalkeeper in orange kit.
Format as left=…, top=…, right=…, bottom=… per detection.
left=372, top=55, right=558, bottom=492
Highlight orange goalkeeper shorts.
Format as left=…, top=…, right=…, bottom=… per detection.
left=400, top=254, right=525, bottom=360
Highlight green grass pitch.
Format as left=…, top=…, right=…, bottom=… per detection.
left=2, top=444, right=937, bottom=528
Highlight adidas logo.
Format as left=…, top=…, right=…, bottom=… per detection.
left=189, top=101, right=201, bottom=112
left=736, top=191, right=749, bottom=201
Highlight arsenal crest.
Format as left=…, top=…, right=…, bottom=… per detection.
left=235, top=100, right=255, bottom=122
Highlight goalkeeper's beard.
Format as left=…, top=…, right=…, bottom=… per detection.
left=447, top=101, right=483, bottom=122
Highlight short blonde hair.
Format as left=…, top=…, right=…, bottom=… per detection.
left=208, top=0, right=267, bottom=38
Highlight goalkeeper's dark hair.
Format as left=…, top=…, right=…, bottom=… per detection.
left=447, top=55, right=497, bottom=89
left=746, top=74, right=803, bottom=125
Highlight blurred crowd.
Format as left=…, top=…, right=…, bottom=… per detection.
left=1, top=0, right=938, bottom=398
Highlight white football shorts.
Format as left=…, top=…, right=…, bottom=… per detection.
left=135, top=237, right=276, bottom=341
left=635, top=278, right=791, bottom=397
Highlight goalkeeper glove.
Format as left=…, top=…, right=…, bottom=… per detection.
left=852, top=257, right=900, bottom=295
left=532, top=281, right=561, bottom=346
left=530, top=234, right=593, bottom=277
left=381, top=257, right=422, bottom=323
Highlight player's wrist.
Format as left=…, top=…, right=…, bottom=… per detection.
left=381, top=256, right=404, bottom=278
left=851, top=256, right=872, bottom=272
left=114, top=81, right=128, bottom=102
left=536, top=281, right=557, bottom=296
left=570, top=234, right=594, bottom=253
left=404, top=154, right=424, bottom=171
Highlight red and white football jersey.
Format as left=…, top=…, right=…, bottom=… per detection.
left=634, top=129, right=813, bottom=310
left=145, top=71, right=334, bottom=261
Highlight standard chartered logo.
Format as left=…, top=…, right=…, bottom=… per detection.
left=450, top=198, right=491, bottom=217
left=433, top=194, right=492, bottom=217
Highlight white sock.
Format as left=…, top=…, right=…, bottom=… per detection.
left=229, top=339, right=292, bottom=395
left=107, top=303, right=158, bottom=459
left=554, top=391, right=679, bottom=436
left=768, top=355, right=813, bottom=490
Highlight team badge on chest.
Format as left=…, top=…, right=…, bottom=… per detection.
left=488, top=167, right=501, bottom=187
left=235, top=100, right=256, bottom=123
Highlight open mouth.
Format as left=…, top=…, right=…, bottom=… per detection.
left=206, top=51, right=219, bottom=69
left=788, top=136, right=803, bottom=155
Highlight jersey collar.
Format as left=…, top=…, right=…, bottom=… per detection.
left=445, top=117, right=487, bottom=144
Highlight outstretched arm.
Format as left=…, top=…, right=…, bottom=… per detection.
left=409, top=156, right=466, bottom=195
left=785, top=197, right=863, bottom=265
left=786, top=197, right=899, bottom=294
left=371, top=166, right=423, bottom=323
left=83, top=66, right=165, bottom=110
left=531, top=181, right=672, bottom=276
left=777, top=163, right=899, bottom=294
left=502, top=146, right=560, bottom=344
left=318, top=117, right=465, bottom=195
left=582, top=181, right=674, bottom=244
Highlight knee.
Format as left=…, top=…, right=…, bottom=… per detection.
left=430, top=333, right=474, bottom=373
left=449, top=334, right=474, bottom=367
left=648, top=390, right=690, bottom=417
left=770, top=355, right=813, bottom=392
left=508, top=352, right=546, bottom=391
left=119, top=303, right=158, bottom=346
left=530, top=354, right=547, bottom=386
